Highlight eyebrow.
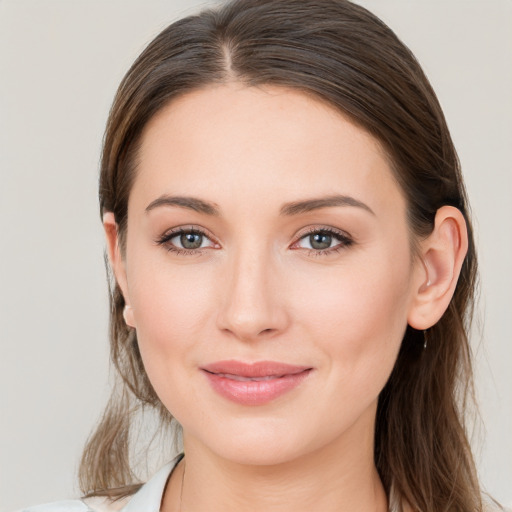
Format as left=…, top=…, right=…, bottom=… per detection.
left=145, top=195, right=220, bottom=216
left=145, top=193, right=374, bottom=217
left=280, top=194, right=375, bottom=216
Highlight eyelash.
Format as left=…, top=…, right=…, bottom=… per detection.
left=155, top=226, right=354, bottom=257
left=292, top=226, right=354, bottom=256
left=155, top=226, right=216, bottom=256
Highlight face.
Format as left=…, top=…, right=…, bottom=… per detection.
left=115, top=83, right=423, bottom=466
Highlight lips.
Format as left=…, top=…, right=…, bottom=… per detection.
left=201, top=360, right=312, bottom=406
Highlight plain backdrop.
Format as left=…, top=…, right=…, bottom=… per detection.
left=0, top=0, right=511, bottom=510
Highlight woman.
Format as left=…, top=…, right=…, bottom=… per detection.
left=19, top=0, right=504, bottom=511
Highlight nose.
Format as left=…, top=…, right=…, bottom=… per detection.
left=216, top=246, right=290, bottom=342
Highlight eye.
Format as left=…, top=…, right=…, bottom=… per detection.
left=156, top=227, right=217, bottom=254
left=293, top=227, right=353, bottom=254
left=175, top=231, right=207, bottom=250
left=302, top=232, right=334, bottom=250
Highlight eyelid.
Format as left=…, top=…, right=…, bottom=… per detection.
left=290, top=225, right=354, bottom=252
left=155, top=225, right=220, bottom=251
left=293, top=225, right=353, bottom=242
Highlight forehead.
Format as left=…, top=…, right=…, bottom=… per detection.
left=132, top=83, right=404, bottom=217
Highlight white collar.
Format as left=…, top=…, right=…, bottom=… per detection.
left=120, top=454, right=183, bottom=512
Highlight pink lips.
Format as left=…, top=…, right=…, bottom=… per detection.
left=201, top=360, right=312, bottom=406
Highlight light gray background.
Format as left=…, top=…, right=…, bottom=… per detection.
left=0, top=1, right=510, bottom=510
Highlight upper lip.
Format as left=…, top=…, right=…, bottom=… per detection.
left=201, top=360, right=311, bottom=378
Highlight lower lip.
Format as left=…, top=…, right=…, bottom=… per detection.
left=202, top=369, right=312, bottom=406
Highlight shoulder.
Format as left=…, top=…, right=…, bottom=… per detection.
left=16, top=455, right=182, bottom=512
left=15, top=500, right=91, bottom=512
left=15, top=496, right=129, bottom=512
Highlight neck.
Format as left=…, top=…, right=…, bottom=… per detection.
left=162, top=409, right=388, bottom=512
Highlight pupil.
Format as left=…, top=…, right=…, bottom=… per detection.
left=310, top=233, right=331, bottom=250
left=181, top=232, right=202, bottom=249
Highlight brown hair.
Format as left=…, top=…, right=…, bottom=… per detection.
left=81, top=0, right=483, bottom=509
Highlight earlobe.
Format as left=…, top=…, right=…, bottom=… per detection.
left=123, top=305, right=136, bottom=329
left=103, top=212, right=134, bottom=327
left=408, top=206, right=468, bottom=330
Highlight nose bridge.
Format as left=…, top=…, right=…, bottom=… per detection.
left=217, top=240, right=286, bottom=340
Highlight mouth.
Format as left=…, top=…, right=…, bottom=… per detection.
left=208, top=373, right=293, bottom=382
left=200, top=360, right=313, bottom=406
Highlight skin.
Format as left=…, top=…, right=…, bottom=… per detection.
left=104, top=83, right=468, bottom=512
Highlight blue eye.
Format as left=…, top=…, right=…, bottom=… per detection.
left=308, top=232, right=333, bottom=250
left=157, top=228, right=216, bottom=253
left=175, top=232, right=205, bottom=249
left=295, top=228, right=353, bottom=253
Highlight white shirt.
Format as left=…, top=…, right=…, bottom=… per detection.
left=17, top=456, right=181, bottom=512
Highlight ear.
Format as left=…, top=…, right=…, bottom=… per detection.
left=103, top=212, right=136, bottom=328
left=408, top=206, right=468, bottom=330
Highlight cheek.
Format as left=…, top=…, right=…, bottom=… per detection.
left=293, top=248, right=412, bottom=387
left=125, top=248, right=215, bottom=381
left=126, top=261, right=220, bottom=422
left=132, top=274, right=209, bottom=342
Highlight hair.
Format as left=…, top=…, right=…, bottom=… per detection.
left=80, top=0, right=484, bottom=509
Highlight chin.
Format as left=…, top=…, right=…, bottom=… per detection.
left=183, top=413, right=335, bottom=467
